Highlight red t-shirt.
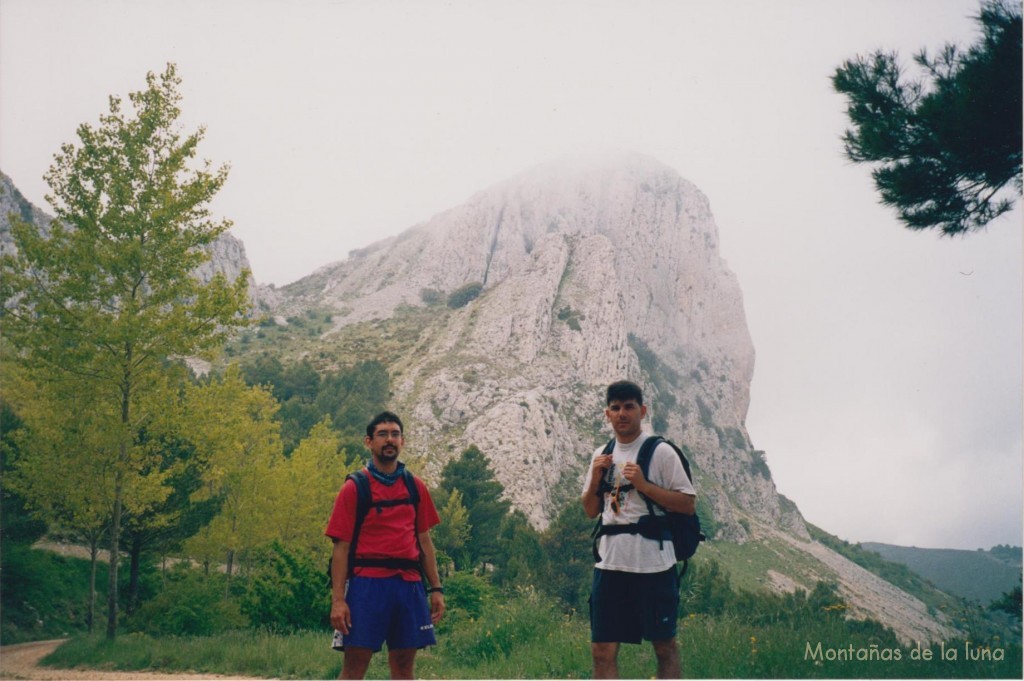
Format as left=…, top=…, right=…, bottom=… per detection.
left=324, top=470, right=440, bottom=581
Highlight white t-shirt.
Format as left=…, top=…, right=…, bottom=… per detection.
left=582, top=434, right=696, bottom=574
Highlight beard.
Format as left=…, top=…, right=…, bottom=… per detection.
left=379, top=445, right=399, bottom=461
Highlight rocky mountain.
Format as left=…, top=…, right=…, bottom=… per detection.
left=1, top=157, right=961, bottom=643
left=278, top=152, right=799, bottom=538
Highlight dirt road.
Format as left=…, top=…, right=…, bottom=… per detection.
left=0, top=639, right=265, bottom=680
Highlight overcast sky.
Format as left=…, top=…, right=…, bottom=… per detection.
left=2, top=0, right=1020, bottom=551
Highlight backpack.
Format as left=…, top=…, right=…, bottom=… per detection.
left=591, top=435, right=705, bottom=577
left=327, top=467, right=423, bottom=587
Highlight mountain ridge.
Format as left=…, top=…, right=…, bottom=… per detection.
left=862, top=542, right=1022, bottom=604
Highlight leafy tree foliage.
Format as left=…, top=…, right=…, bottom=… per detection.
left=431, top=487, right=473, bottom=574
left=439, top=446, right=510, bottom=569
left=539, top=500, right=595, bottom=611
left=0, top=63, right=249, bottom=638
left=437, top=571, right=496, bottom=631
left=990, top=577, right=1022, bottom=620
left=0, top=401, right=47, bottom=547
left=492, top=511, right=544, bottom=588
left=270, top=419, right=356, bottom=556
left=832, top=0, right=1022, bottom=234
left=128, top=564, right=247, bottom=637
left=240, top=542, right=330, bottom=632
left=314, top=360, right=390, bottom=434
left=119, top=431, right=223, bottom=615
left=182, top=367, right=282, bottom=578
left=239, top=357, right=389, bottom=453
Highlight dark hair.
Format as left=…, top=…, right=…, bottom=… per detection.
left=606, top=380, right=643, bottom=406
left=366, top=411, right=404, bottom=438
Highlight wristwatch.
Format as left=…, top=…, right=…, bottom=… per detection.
left=426, top=586, right=444, bottom=594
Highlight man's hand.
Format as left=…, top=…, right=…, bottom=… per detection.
left=330, top=600, right=352, bottom=634
left=429, top=591, right=446, bottom=624
left=621, top=461, right=647, bottom=490
left=623, top=461, right=696, bottom=514
left=590, top=454, right=613, bottom=485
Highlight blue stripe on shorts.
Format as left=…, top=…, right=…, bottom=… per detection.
left=339, top=576, right=436, bottom=652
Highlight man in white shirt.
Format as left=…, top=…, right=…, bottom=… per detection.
left=581, top=380, right=697, bottom=679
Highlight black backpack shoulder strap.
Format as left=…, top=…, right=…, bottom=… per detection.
left=636, top=435, right=663, bottom=479
left=640, top=436, right=694, bottom=484
left=347, top=469, right=372, bottom=574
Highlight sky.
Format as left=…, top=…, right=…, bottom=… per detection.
left=1, top=0, right=1020, bottom=551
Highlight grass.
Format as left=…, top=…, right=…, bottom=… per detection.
left=700, top=535, right=822, bottom=594
left=40, top=590, right=1022, bottom=679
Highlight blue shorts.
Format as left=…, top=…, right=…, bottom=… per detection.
left=589, top=567, right=679, bottom=643
left=338, top=576, right=436, bottom=652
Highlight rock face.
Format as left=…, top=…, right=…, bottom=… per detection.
left=279, top=152, right=805, bottom=541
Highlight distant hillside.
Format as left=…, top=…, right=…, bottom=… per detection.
left=862, top=542, right=1023, bottom=605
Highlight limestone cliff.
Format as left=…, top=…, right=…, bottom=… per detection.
left=278, top=152, right=805, bottom=541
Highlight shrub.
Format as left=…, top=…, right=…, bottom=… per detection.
left=439, top=570, right=496, bottom=631
left=240, top=542, right=330, bottom=633
left=129, top=565, right=247, bottom=636
left=447, top=282, right=483, bottom=309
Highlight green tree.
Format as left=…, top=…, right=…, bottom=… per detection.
left=0, top=400, right=47, bottom=548
left=315, top=360, right=390, bottom=434
left=832, top=0, right=1022, bottom=234
left=240, top=541, right=330, bottom=632
left=439, top=446, right=510, bottom=569
left=119, top=430, right=223, bottom=615
left=990, top=576, right=1022, bottom=621
left=183, top=366, right=282, bottom=580
left=269, top=419, right=355, bottom=556
left=492, top=510, right=545, bottom=588
left=539, top=500, right=594, bottom=611
left=1, top=63, right=250, bottom=637
left=430, top=487, right=472, bottom=575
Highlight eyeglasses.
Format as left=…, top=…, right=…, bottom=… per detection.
left=373, top=430, right=402, bottom=440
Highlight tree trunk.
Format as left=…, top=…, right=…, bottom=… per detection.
left=106, top=481, right=122, bottom=639
left=126, top=533, right=142, bottom=616
left=88, top=538, right=98, bottom=633
left=107, top=372, right=131, bottom=640
left=224, top=549, right=234, bottom=597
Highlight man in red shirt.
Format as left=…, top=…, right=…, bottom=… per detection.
left=325, top=411, right=446, bottom=679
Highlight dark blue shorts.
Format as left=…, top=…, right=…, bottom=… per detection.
left=339, top=576, right=436, bottom=652
left=589, top=567, right=679, bottom=643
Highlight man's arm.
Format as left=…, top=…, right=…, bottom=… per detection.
left=417, top=531, right=446, bottom=623
left=329, top=539, right=352, bottom=633
left=581, top=454, right=612, bottom=519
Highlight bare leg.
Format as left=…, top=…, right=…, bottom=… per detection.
left=339, top=647, right=373, bottom=680
left=592, top=641, right=620, bottom=679
left=652, top=638, right=680, bottom=679
left=388, top=648, right=417, bottom=680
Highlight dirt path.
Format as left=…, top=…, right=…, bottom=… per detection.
left=0, top=640, right=266, bottom=680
